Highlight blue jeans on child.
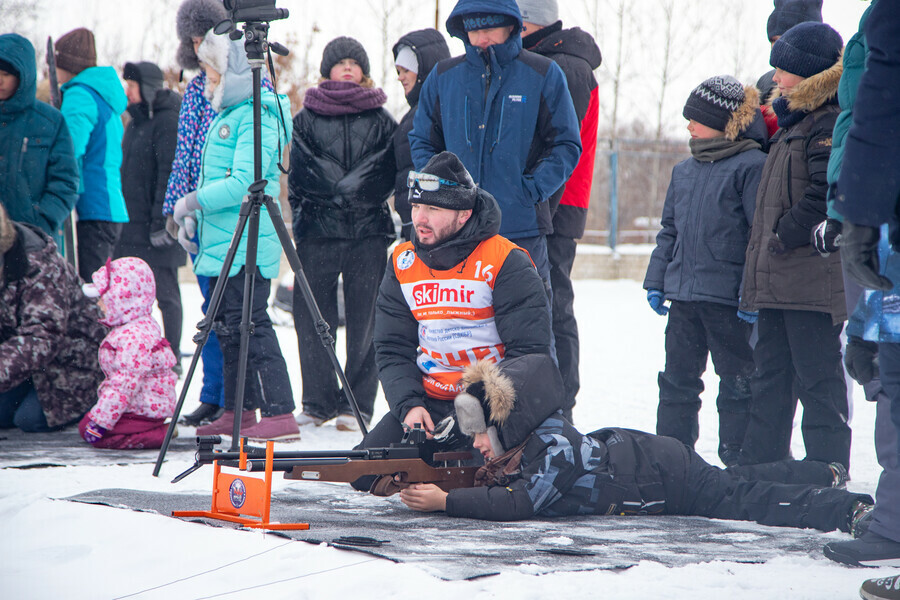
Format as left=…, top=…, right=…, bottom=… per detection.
left=0, top=380, right=53, bottom=432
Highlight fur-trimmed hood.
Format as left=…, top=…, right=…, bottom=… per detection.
left=769, top=50, right=843, bottom=114
left=455, top=354, right=564, bottom=451
left=725, top=85, right=761, bottom=141
left=196, top=30, right=252, bottom=112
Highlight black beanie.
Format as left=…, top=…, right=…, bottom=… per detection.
left=770, top=21, right=842, bottom=79
left=461, top=12, right=517, bottom=32
left=0, top=58, right=19, bottom=78
left=683, top=75, right=746, bottom=133
left=408, top=151, right=478, bottom=211
left=767, top=0, right=823, bottom=42
left=123, top=61, right=164, bottom=106
left=320, top=36, right=370, bottom=78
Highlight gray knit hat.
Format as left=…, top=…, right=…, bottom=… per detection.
left=683, top=75, right=746, bottom=133
left=320, top=36, right=370, bottom=78
left=516, top=0, right=559, bottom=27
left=175, top=0, right=227, bottom=70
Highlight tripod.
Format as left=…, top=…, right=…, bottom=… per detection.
left=153, top=20, right=368, bottom=476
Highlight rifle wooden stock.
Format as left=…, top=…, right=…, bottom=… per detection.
left=280, top=457, right=476, bottom=491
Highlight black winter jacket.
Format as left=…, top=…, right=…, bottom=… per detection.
left=374, top=189, right=551, bottom=422
left=523, top=22, right=602, bottom=238
left=289, top=104, right=397, bottom=240
left=391, top=29, right=451, bottom=240
left=118, top=87, right=185, bottom=268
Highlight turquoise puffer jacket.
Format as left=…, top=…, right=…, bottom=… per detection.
left=192, top=90, right=292, bottom=279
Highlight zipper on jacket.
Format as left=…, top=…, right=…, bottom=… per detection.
left=491, top=100, right=505, bottom=152
left=17, top=137, right=28, bottom=171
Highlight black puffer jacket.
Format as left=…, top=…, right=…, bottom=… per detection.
left=391, top=29, right=451, bottom=240
left=374, top=189, right=552, bottom=422
left=289, top=102, right=397, bottom=240
left=118, top=82, right=185, bottom=268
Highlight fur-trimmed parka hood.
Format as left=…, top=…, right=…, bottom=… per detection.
left=456, top=354, right=565, bottom=451
left=769, top=50, right=843, bottom=114
left=725, top=85, right=761, bottom=141
left=196, top=30, right=252, bottom=112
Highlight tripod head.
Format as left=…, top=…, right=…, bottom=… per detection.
left=215, top=1, right=290, bottom=63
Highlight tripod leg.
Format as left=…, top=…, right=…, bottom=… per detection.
left=153, top=205, right=253, bottom=476
left=263, top=196, right=369, bottom=436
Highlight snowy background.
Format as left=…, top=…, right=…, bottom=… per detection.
left=0, top=268, right=892, bottom=599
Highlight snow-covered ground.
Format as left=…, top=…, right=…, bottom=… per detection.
left=0, top=276, right=891, bottom=599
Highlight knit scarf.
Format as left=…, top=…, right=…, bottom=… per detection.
left=689, top=137, right=761, bottom=162
left=771, top=96, right=808, bottom=129
left=303, top=80, right=387, bottom=116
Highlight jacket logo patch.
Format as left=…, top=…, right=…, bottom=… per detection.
left=817, top=137, right=832, bottom=147
left=412, top=282, right=475, bottom=306
left=218, top=124, right=231, bottom=139
left=508, top=95, right=525, bottom=103
left=397, top=249, right=415, bottom=270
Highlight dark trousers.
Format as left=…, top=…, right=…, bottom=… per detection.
left=350, top=396, right=480, bottom=492
left=656, top=301, right=754, bottom=461
left=212, top=267, right=294, bottom=417
left=509, top=234, right=557, bottom=365
left=872, top=342, right=900, bottom=543
left=293, top=236, right=387, bottom=422
left=77, top=220, right=122, bottom=282
left=197, top=273, right=225, bottom=407
left=151, top=262, right=182, bottom=359
left=742, top=308, right=851, bottom=467
left=547, top=234, right=579, bottom=413
left=0, top=380, right=54, bottom=432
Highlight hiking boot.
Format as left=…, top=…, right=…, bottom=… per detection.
left=335, top=414, right=360, bottom=432
left=242, top=414, right=301, bottom=442
left=295, top=412, right=326, bottom=427
left=850, top=501, right=876, bottom=538
left=196, top=410, right=257, bottom=436
left=861, top=574, right=900, bottom=600
left=179, top=403, right=225, bottom=427
left=855, top=510, right=875, bottom=539
left=829, top=462, right=850, bottom=489
left=824, top=530, right=900, bottom=568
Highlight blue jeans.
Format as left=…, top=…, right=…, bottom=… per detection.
left=0, top=380, right=52, bottom=432
left=197, top=273, right=225, bottom=407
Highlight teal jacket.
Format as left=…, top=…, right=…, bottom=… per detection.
left=0, top=34, right=78, bottom=246
left=193, top=90, right=292, bottom=279
left=60, top=66, right=128, bottom=222
left=825, top=0, right=875, bottom=219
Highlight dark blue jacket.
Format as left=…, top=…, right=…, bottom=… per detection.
left=834, top=0, right=900, bottom=232
left=409, top=0, right=582, bottom=239
left=0, top=34, right=79, bottom=246
left=644, top=137, right=766, bottom=307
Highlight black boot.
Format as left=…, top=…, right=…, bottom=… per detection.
left=179, top=403, right=225, bottom=427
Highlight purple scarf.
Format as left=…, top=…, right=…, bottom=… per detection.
left=303, top=80, right=387, bottom=116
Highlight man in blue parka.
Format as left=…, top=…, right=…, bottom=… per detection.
left=409, top=0, right=581, bottom=296
left=0, top=33, right=78, bottom=250
left=54, top=27, right=129, bottom=282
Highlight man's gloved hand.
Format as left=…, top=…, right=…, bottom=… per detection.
left=774, top=212, right=811, bottom=249
left=173, top=191, right=200, bottom=229
left=842, top=222, right=894, bottom=291
left=150, top=222, right=176, bottom=248
left=844, top=335, right=879, bottom=386
left=165, top=214, right=178, bottom=239
left=177, top=216, right=199, bottom=254
left=737, top=309, right=758, bottom=324
left=646, top=289, right=669, bottom=316
left=82, top=420, right=107, bottom=445
left=812, top=218, right=843, bottom=257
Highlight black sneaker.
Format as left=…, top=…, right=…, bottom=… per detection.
left=824, top=530, right=900, bottom=568
left=179, top=403, right=225, bottom=427
left=861, top=574, right=900, bottom=600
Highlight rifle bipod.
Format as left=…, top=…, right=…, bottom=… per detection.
left=172, top=436, right=310, bottom=531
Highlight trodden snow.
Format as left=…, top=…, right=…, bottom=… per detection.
left=0, top=273, right=890, bottom=599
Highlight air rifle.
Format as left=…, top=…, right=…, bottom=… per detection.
left=173, top=427, right=477, bottom=492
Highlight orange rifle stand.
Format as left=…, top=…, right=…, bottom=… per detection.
left=173, top=438, right=310, bottom=531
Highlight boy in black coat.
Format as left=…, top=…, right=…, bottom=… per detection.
left=399, top=353, right=871, bottom=537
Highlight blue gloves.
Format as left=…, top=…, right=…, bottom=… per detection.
left=647, top=289, right=669, bottom=315
left=737, top=309, right=758, bottom=324
left=82, top=420, right=107, bottom=445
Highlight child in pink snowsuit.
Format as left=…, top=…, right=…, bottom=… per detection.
left=78, top=257, right=177, bottom=449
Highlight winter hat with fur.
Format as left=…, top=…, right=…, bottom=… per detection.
left=683, top=75, right=748, bottom=135
left=767, top=0, right=822, bottom=42
left=196, top=30, right=252, bottom=112
left=455, top=354, right=566, bottom=456
left=55, top=27, right=96, bottom=74
left=176, top=0, right=227, bottom=70
left=320, top=36, right=370, bottom=79
left=516, top=0, right=558, bottom=27
left=408, top=151, right=477, bottom=211
left=770, top=21, right=842, bottom=79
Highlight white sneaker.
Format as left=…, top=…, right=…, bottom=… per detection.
left=335, top=414, right=360, bottom=432
left=295, top=412, right=326, bottom=427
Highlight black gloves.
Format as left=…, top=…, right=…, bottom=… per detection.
left=841, top=222, right=894, bottom=291
left=812, top=218, right=842, bottom=257
left=844, top=335, right=879, bottom=387
left=775, top=212, right=812, bottom=249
